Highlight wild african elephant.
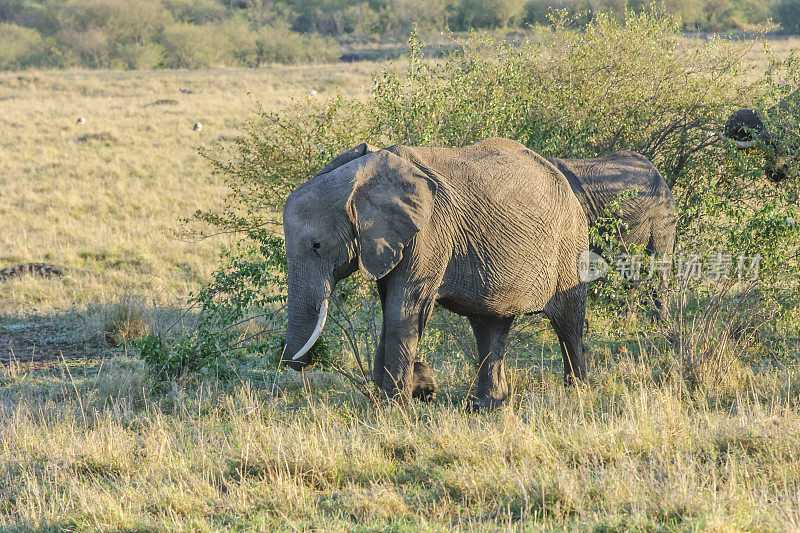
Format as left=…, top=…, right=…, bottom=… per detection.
left=548, top=152, right=676, bottom=319
left=548, top=152, right=676, bottom=256
left=721, top=88, right=799, bottom=183
left=281, top=137, right=589, bottom=408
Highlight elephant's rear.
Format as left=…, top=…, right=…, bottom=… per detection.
left=633, top=154, right=676, bottom=257
left=554, top=151, right=676, bottom=256
left=604, top=151, right=675, bottom=257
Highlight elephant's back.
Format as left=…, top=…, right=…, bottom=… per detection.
left=389, top=139, right=582, bottom=220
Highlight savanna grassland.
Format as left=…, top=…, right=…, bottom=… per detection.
left=2, top=26, right=800, bottom=531
left=0, top=64, right=376, bottom=313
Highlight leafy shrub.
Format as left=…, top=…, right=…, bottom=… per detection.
left=138, top=330, right=230, bottom=381
left=218, top=16, right=258, bottom=66
left=0, top=22, right=44, bottom=69
left=162, top=0, right=228, bottom=24
left=116, top=41, right=165, bottom=69
left=160, top=22, right=235, bottom=68
left=255, top=23, right=341, bottom=65
left=372, top=13, right=751, bottom=174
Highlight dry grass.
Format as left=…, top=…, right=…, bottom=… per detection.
left=740, top=35, right=800, bottom=74
left=0, top=345, right=798, bottom=530
left=1, top=41, right=800, bottom=530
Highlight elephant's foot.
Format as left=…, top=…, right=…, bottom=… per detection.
left=410, top=361, right=437, bottom=402
left=466, top=396, right=507, bottom=412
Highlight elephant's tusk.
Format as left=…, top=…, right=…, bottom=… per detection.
left=718, top=132, right=758, bottom=149
left=291, top=299, right=328, bottom=360
left=733, top=139, right=759, bottom=149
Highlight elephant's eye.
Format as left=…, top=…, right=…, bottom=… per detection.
left=311, top=242, right=321, bottom=253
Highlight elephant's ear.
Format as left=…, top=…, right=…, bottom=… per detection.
left=347, top=151, right=438, bottom=280
left=317, top=143, right=380, bottom=176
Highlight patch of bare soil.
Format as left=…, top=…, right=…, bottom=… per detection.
left=0, top=322, right=98, bottom=368
left=0, top=263, right=63, bottom=282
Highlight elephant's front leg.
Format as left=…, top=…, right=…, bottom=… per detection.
left=372, top=281, right=389, bottom=389
left=467, top=315, right=515, bottom=410
left=379, top=293, right=436, bottom=401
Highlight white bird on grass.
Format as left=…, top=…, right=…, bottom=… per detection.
left=193, top=122, right=203, bottom=132
left=76, top=117, right=86, bottom=125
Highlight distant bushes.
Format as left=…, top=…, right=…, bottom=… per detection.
left=160, top=22, right=233, bottom=69
left=0, top=22, right=44, bottom=69
left=0, top=0, right=342, bottom=69
left=1, top=0, right=797, bottom=70
left=773, top=0, right=800, bottom=33
left=255, top=23, right=341, bottom=65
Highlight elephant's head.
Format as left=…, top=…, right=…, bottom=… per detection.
left=281, top=143, right=438, bottom=370
left=721, top=104, right=797, bottom=183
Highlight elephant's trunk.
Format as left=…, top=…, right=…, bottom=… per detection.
left=284, top=299, right=328, bottom=365
left=282, top=261, right=332, bottom=371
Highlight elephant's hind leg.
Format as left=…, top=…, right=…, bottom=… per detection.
left=546, top=282, right=587, bottom=385
left=467, top=315, right=515, bottom=410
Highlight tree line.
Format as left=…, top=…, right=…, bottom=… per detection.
left=1, top=0, right=799, bottom=70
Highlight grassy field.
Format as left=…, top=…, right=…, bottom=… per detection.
left=2, top=38, right=800, bottom=530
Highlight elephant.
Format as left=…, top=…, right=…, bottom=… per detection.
left=548, top=152, right=677, bottom=318
left=720, top=88, right=800, bottom=183
left=548, top=152, right=676, bottom=257
left=281, top=137, right=589, bottom=408
left=410, top=361, right=436, bottom=402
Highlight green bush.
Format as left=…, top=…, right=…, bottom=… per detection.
left=0, top=22, right=44, bottom=69
left=774, top=0, right=800, bottom=33
left=162, top=0, right=228, bottom=24
left=116, top=41, right=165, bottom=69
left=160, top=22, right=235, bottom=68
left=218, top=16, right=258, bottom=65
left=255, top=23, right=341, bottom=65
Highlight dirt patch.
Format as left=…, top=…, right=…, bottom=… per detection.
left=76, top=132, right=118, bottom=144
left=0, top=322, right=93, bottom=367
left=0, top=263, right=63, bottom=282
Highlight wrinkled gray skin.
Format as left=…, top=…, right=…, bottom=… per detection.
left=722, top=89, right=800, bottom=183
left=282, top=137, right=589, bottom=409
left=549, top=152, right=677, bottom=319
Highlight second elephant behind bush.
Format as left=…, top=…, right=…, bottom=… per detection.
left=548, top=151, right=676, bottom=259
left=549, top=151, right=676, bottom=319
